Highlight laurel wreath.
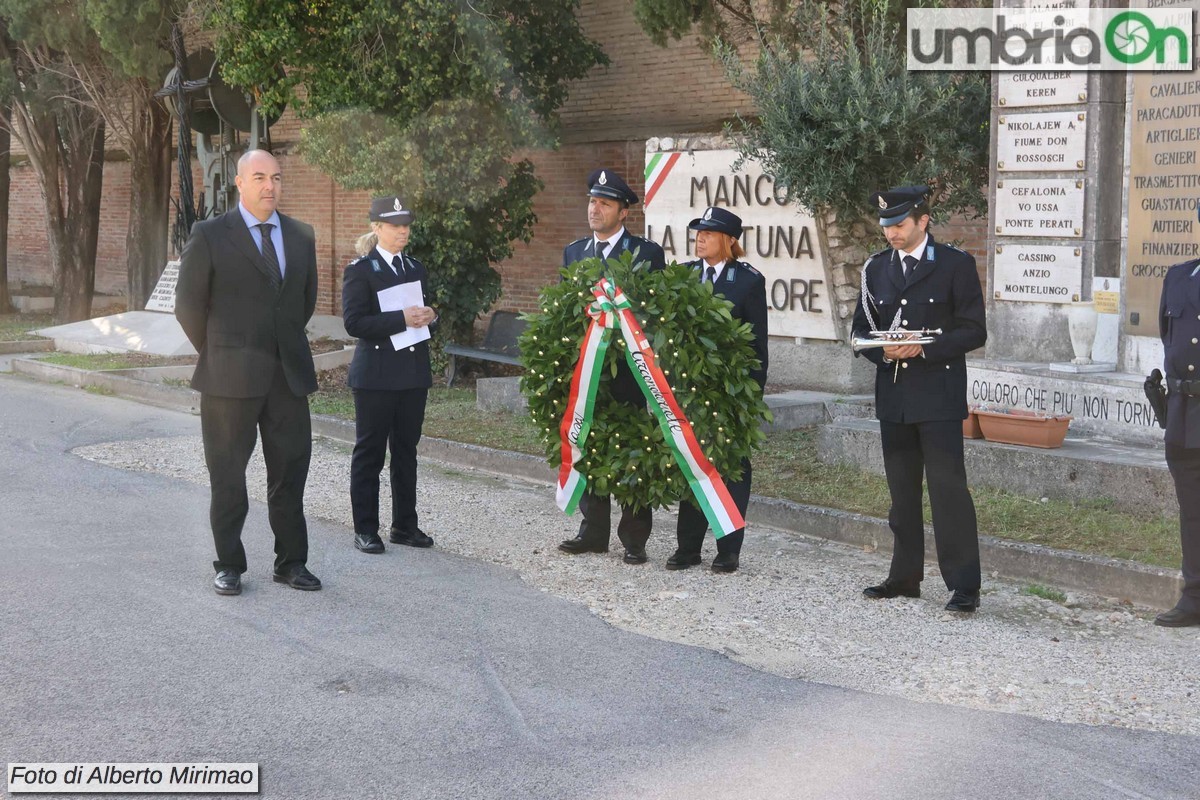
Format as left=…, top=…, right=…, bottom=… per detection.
left=518, top=253, right=771, bottom=511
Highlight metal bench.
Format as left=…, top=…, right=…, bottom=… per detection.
left=444, top=310, right=527, bottom=387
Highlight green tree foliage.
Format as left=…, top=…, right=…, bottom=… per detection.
left=520, top=254, right=769, bottom=511
left=208, top=0, right=607, bottom=340
left=634, top=0, right=990, bottom=222
left=0, top=4, right=106, bottom=322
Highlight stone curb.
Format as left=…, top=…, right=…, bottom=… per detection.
left=0, top=339, right=53, bottom=355
left=10, top=355, right=1185, bottom=609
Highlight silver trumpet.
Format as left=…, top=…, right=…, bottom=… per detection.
left=850, top=328, right=942, bottom=352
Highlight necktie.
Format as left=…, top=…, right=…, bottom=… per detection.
left=256, top=223, right=282, bottom=289
left=704, top=266, right=716, bottom=284
left=392, top=255, right=406, bottom=280
left=596, top=240, right=609, bottom=260
left=903, top=254, right=918, bottom=279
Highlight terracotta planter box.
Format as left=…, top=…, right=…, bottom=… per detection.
left=963, top=410, right=984, bottom=439
left=975, top=408, right=1071, bottom=449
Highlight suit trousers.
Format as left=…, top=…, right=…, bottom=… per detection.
left=1165, top=443, right=1200, bottom=612
left=675, top=457, right=751, bottom=557
left=577, top=492, right=653, bottom=550
left=879, top=419, right=980, bottom=591
left=200, top=362, right=311, bottom=574
left=351, top=387, right=428, bottom=536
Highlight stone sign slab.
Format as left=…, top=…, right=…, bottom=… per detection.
left=997, top=111, right=1086, bottom=172
left=995, top=178, right=1085, bottom=238
left=144, top=261, right=180, bottom=313
left=997, top=72, right=1088, bottom=108
left=968, top=361, right=1161, bottom=445
left=644, top=146, right=837, bottom=341
left=1125, top=0, right=1200, bottom=337
left=993, top=244, right=1082, bottom=303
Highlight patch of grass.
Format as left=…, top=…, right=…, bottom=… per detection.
left=0, top=312, right=51, bottom=342
left=39, top=352, right=196, bottom=370
left=84, top=384, right=114, bottom=396
left=1021, top=584, right=1069, bottom=603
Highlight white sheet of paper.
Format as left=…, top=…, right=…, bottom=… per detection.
left=376, top=282, right=431, bottom=350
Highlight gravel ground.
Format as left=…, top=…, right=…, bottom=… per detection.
left=77, top=434, right=1200, bottom=738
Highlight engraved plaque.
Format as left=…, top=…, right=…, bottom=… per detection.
left=997, top=72, right=1088, bottom=108
left=996, top=111, right=1087, bottom=172
left=995, top=179, right=1085, bottom=238
left=993, top=244, right=1081, bottom=303
left=145, top=261, right=181, bottom=313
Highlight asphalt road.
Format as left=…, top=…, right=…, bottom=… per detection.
left=1, top=375, right=1196, bottom=800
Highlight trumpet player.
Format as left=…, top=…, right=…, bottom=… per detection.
left=850, top=185, right=987, bottom=613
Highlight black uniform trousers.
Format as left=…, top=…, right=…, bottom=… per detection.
left=200, top=361, right=311, bottom=574
left=880, top=418, right=980, bottom=592
left=350, top=387, right=428, bottom=536
left=676, top=458, right=751, bottom=557
left=1165, top=443, right=1200, bottom=613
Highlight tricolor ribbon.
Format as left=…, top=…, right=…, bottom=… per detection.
left=555, top=278, right=745, bottom=538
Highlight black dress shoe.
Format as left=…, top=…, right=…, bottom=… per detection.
left=665, top=550, right=702, bottom=570
left=945, top=589, right=981, bottom=613
left=558, top=537, right=609, bottom=554
left=1154, top=606, right=1200, bottom=627
left=711, top=553, right=739, bottom=573
left=354, top=532, right=385, bottom=554
left=863, top=579, right=921, bottom=599
left=272, top=566, right=322, bottom=591
left=623, top=547, right=648, bottom=564
left=213, top=569, right=241, bottom=596
left=389, top=527, right=434, bottom=548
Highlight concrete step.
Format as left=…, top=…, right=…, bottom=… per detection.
left=763, top=390, right=873, bottom=431
left=818, top=418, right=1174, bottom=518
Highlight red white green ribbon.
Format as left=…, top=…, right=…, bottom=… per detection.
left=556, top=278, right=745, bottom=538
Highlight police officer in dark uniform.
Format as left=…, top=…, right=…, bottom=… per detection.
left=558, top=168, right=667, bottom=564
left=1155, top=237, right=1200, bottom=627
left=668, top=206, right=767, bottom=574
left=342, top=196, right=438, bottom=554
left=850, top=186, right=987, bottom=612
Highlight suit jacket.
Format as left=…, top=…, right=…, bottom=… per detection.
left=562, top=231, right=667, bottom=272
left=851, top=234, right=986, bottom=424
left=342, top=248, right=437, bottom=391
left=1159, top=258, right=1200, bottom=447
left=175, top=209, right=319, bottom=398
left=684, top=259, right=769, bottom=390
left=563, top=231, right=667, bottom=405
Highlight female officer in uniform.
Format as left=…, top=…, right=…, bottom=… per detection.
left=342, top=196, right=438, bottom=554
left=667, top=206, right=768, bottom=573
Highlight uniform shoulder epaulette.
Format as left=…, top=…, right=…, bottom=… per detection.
left=943, top=242, right=968, bottom=253
left=739, top=263, right=761, bottom=276
left=567, top=236, right=589, bottom=247
left=869, top=246, right=890, bottom=260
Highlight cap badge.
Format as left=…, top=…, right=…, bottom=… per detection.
left=877, top=196, right=887, bottom=209
left=394, top=198, right=402, bottom=211
left=598, top=171, right=608, bottom=185
left=703, top=207, right=713, bottom=220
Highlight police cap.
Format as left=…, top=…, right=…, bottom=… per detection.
left=687, top=206, right=743, bottom=239
left=369, top=196, right=415, bottom=224
left=587, top=168, right=638, bottom=206
left=870, top=185, right=931, bottom=227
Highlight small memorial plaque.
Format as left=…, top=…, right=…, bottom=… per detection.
left=993, top=244, right=1081, bottom=303
left=1093, top=276, right=1120, bottom=315
left=995, top=179, right=1084, bottom=238
left=997, top=72, right=1088, bottom=108
left=997, top=111, right=1086, bottom=172
left=145, top=261, right=181, bottom=313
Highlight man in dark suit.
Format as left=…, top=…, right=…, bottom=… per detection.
left=176, top=149, right=321, bottom=595
left=1155, top=244, right=1200, bottom=627
left=341, top=196, right=438, bottom=555
left=670, top=206, right=768, bottom=574
left=851, top=185, right=987, bottom=612
left=559, top=168, right=666, bottom=564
